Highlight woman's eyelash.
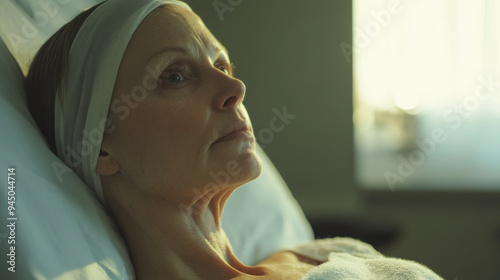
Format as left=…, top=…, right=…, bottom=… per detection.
left=158, top=62, right=235, bottom=87
left=158, top=64, right=188, bottom=87
left=217, top=62, right=235, bottom=76
left=161, top=65, right=187, bottom=77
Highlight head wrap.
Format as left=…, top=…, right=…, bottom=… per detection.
left=55, top=0, right=191, bottom=204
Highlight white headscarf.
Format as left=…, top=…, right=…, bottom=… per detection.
left=55, top=0, right=191, bottom=204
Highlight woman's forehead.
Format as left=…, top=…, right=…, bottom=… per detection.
left=130, top=4, right=228, bottom=63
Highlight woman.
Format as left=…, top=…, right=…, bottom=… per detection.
left=25, top=0, right=443, bottom=279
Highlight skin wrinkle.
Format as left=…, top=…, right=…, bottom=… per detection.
left=94, top=3, right=316, bottom=279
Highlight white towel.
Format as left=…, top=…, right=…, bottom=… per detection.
left=285, top=238, right=443, bottom=280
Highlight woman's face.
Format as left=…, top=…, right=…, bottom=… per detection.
left=99, top=4, right=262, bottom=202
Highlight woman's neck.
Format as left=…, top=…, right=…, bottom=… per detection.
left=106, top=186, right=263, bottom=280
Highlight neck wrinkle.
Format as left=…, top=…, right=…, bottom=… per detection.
left=106, top=185, right=259, bottom=280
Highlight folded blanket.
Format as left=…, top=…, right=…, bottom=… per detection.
left=285, top=237, right=443, bottom=280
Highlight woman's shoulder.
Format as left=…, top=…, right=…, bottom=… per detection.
left=255, top=250, right=318, bottom=280
left=249, top=238, right=382, bottom=280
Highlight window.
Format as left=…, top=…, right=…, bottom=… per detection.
left=353, top=0, right=500, bottom=191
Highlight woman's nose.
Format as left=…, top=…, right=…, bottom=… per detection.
left=214, top=73, right=246, bottom=110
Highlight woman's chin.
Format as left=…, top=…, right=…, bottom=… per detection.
left=240, top=149, right=263, bottom=183
left=210, top=147, right=262, bottom=187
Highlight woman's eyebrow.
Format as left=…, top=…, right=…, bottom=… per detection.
left=216, top=45, right=229, bottom=58
left=214, top=46, right=231, bottom=64
left=147, top=46, right=189, bottom=63
left=147, top=44, right=230, bottom=65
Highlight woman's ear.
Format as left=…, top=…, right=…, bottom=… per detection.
left=96, top=149, right=120, bottom=176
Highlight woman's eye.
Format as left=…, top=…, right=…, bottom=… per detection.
left=218, top=66, right=229, bottom=75
left=159, top=65, right=188, bottom=87
left=166, top=73, right=184, bottom=83
left=216, top=62, right=234, bottom=76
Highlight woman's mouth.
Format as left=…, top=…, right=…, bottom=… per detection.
left=213, top=121, right=254, bottom=144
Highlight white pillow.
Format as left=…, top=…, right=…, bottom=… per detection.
left=0, top=37, right=135, bottom=280
left=0, top=25, right=313, bottom=280
left=0, top=0, right=102, bottom=75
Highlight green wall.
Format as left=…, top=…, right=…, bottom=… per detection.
left=185, top=0, right=358, bottom=215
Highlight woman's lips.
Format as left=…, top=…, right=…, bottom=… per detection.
left=214, top=129, right=254, bottom=144
left=213, top=121, right=255, bottom=144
